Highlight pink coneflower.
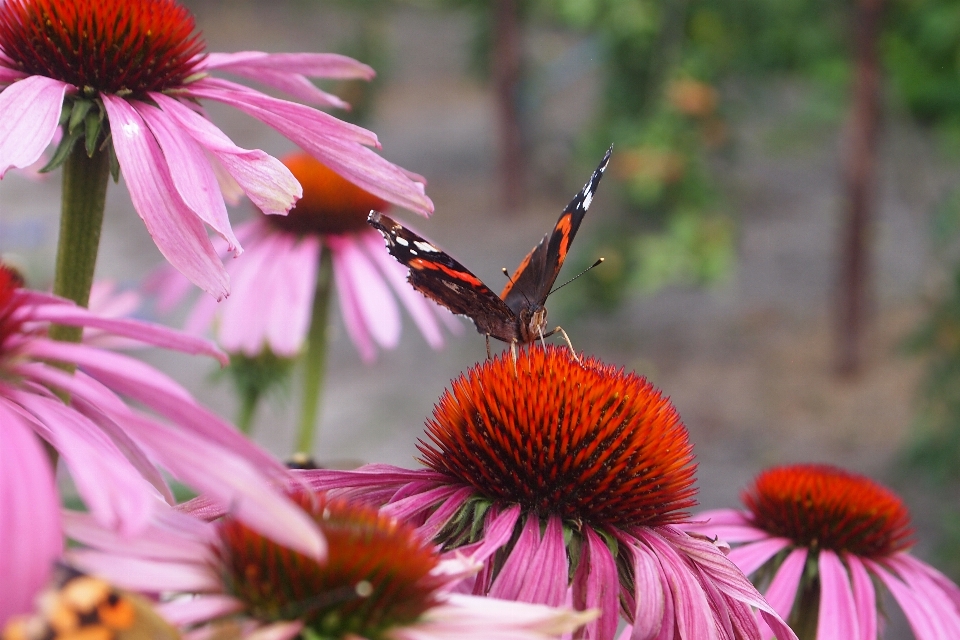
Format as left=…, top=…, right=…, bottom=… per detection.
left=166, top=151, right=455, bottom=363
left=0, top=0, right=433, bottom=297
left=297, top=346, right=797, bottom=640
left=686, top=464, right=960, bottom=639
left=66, top=492, right=597, bottom=640
left=0, top=263, right=324, bottom=624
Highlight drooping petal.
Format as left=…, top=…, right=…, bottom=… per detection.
left=150, top=93, right=302, bottom=217
left=0, top=401, right=62, bottom=624
left=67, top=549, right=219, bottom=592
left=361, top=230, right=446, bottom=348
left=187, top=78, right=433, bottom=216
left=816, top=550, right=859, bottom=640
left=883, top=554, right=960, bottom=636
left=844, top=554, right=877, bottom=640
left=156, top=595, right=244, bottom=627
left=759, top=548, right=806, bottom=640
left=64, top=510, right=214, bottom=563
left=866, top=560, right=955, bottom=640
left=101, top=94, right=228, bottom=299
left=0, top=75, right=69, bottom=177
left=9, top=387, right=158, bottom=534
left=625, top=539, right=668, bottom=640
left=728, top=537, right=792, bottom=576
left=572, top=527, right=620, bottom=640
left=134, top=100, right=241, bottom=254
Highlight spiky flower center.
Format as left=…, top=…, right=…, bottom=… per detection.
left=215, top=492, right=445, bottom=640
left=0, top=265, right=25, bottom=357
left=744, top=464, right=913, bottom=557
left=419, top=345, right=698, bottom=529
left=0, top=0, right=204, bottom=95
left=267, top=152, right=389, bottom=236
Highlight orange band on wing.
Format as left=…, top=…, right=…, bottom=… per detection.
left=555, top=213, right=573, bottom=260
left=409, top=258, right=484, bottom=287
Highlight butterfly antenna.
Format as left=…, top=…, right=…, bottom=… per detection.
left=548, top=258, right=604, bottom=297
left=502, top=267, right=533, bottom=305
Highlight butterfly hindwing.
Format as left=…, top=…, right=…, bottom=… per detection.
left=500, top=145, right=613, bottom=312
left=367, top=212, right=520, bottom=342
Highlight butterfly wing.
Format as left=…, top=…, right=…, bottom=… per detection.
left=500, top=145, right=612, bottom=314
left=368, top=212, right=520, bottom=342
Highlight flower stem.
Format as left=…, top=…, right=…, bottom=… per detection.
left=50, top=143, right=110, bottom=342
left=237, top=389, right=260, bottom=435
left=295, top=248, right=333, bottom=456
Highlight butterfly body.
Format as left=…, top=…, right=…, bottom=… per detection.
left=368, top=145, right=612, bottom=350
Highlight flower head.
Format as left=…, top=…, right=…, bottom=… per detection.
left=155, top=152, right=456, bottom=363
left=687, top=464, right=960, bottom=639
left=0, top=0, right=433, bottom=297
left=300, top=346, right=796, bottom=640
left=66, top=493, right=597, bottom=640
left=0, top=263, right=325, bottom=615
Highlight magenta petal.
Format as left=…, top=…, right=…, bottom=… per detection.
left=572, top=527, right=620, bottom=640
left=758, top=548, right=806, bottom=640
left=0, top=75, right=68, bottom=176
left=67, top=549, right=219, bottom=592
left=817, top=550, right=859, bottom=640
left=361, top=230, right=445, bottom=348
left=844, top=554, right=877, bottom=640
left=625, top=539, right=667, bottom=640
left=330, top=235, right=401, bottom=349
left=883, top=555, right=960, bottom=635
left=150, top=94, right=301, bottom=216
left=134, top=101, right=241, bottom=254
left=866, top=560, right=953, bottom=640
left=0, top=401, right=62, bottom=624
left=101, top=95, right=229, bottom=299
left=489, top=516, right=548, bottom=602
left=728, top=537, right=792, bottom=576
left=63, top=510, right=213, bottom=563
left=203, top=51, right=375, bottom=79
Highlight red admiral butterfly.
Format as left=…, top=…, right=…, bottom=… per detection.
left=368, top=145, right=611, bottom=357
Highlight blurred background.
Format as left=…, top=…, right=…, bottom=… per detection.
left=4, top=0, right=960, bottom=594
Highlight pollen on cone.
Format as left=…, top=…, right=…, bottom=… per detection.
left=744, top=464, right=914, bottom=557
left=418, top=345, right=698, bottom=528
left=0, top=0, right=204, bottom=95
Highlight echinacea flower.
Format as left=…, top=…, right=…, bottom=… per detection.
left=65, top=492, right=597, bottom=640
left=685, top=464, right=960, bottom=640
left=0, top=0, right=433, bottom=297
left=158, top=151, right=455, bottom=364
left=0, top=264, right=324, bottom=609
left=297, top=346, right=798, bottom=640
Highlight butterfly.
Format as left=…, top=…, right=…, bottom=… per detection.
left=2, top=565, right=181, bottom=640
left=368, top=145, right=611, bottom=358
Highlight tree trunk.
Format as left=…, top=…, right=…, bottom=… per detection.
left=492, top=0, right=525, bottom=211
left=836, top=0, right=883, bottom=376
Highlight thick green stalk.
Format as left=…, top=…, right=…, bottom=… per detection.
left=295, top=248, right=334, bottom=456
left=236, top=389, right=260, bottom=435
left=50, top=144, right=110, bottom=341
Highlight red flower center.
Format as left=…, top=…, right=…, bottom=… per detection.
left=0, top=265, right=25, bottom=353
left=419, top=346, right=698, bottom=529
left=0, top=0, right=204, bottom=95
left=216, top=491, right=445, bottom=637
left=266, top=152, right=390, bottom=236
left=744, top=464, right=913, bottom=557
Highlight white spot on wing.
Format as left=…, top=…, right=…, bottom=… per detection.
left=395, top=237, right=409, bottom=246
left=414, top=241, right=440, bottom=253
left=583, top=191, right=594, bottom=209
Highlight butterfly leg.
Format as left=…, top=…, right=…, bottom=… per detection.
left=541, top=326, right=580, bottom=362
left=486, top=335, right=493, bottom=360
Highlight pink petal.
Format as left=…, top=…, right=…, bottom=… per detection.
left=0, top=401, right=62, bottom=624
left=134, top=100, right=241, bottom=254
left=187, top=78, right=434, bottom=216
left=759, top=548, right=806, bottom=640
left=101, top=95, right=228, bottom=299
left=0, top=75, right=68, bottom=176
left=625, top=540, right=667, bottom=640
left=9, top=388, right=157, bottom=534
left=728, top=537, right=792, bottom=576
left=361, top=230, right=445, bottom=348
left=150, top=93, right=301, bottom=216
left=202, top=51, right=375, bottom=79
left=122, top=412, right=326, bottom=561
left=866, top=560, right=954, bottom=640
left=67, top=549, right=219, bottom=592
left=883, top=555, right=960, bottom=635
left=156, top=595, right=244, bottom=626
left=63, top=510, right=214, bottom=563
left=330, top=235, right=401, bottom=351
left=844, top=555, right=877, bottom=640
left=572, top=527, right=620, bottom=640
left=817, top=551, right=859, bottom=640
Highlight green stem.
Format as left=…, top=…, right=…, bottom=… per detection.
left=236, top=389, right=260, bottom=435
left=50, top=144, right=110, bottom=341
left=295, top=248, right=334, bottom=456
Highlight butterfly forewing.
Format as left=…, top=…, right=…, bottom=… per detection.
left=499, top=145, right=613, bottom=313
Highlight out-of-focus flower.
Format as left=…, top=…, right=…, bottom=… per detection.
left=0, top=0, right=433, bottom=297
left=0, top=264, right=325, bottom=614
left=686, top=464, right=960, bottom=640
left=298, top=346, right=797, bottom=640
left=66, top=492, right=597, bottom=640
left=157, top=152, right=456, bottom=363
